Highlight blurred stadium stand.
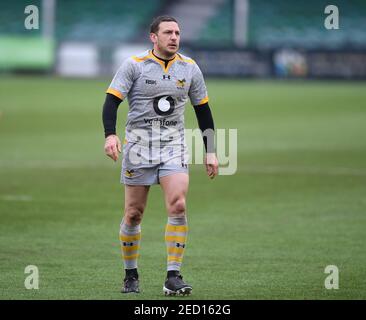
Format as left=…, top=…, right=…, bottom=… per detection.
left=161, top=0, right=227, bottom=43
left=0, top=0, right=365, bottom=78
left=55, top=0, right=161, bottom=43
left=247, top=0, right=366, bottom=49
left=198, top=0, right=233, bottom=46
left=0, top=1, right=42, bottom=36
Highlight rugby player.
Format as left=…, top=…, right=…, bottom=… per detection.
left=102, top=15, right=218, bottom=295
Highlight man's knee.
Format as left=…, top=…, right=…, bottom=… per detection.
left=124, top=206, right=144, bottom=225
left=168, top=198, right=186, bottom=216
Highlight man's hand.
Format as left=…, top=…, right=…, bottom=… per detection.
left=104, top=134, right=121, bottom=162
left=205, top=153, right=219, bottom=179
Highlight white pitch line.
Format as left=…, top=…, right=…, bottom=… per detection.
left=0, top=161, right=366, bottom=177
left=1, top=195, right=33, bottom=202
left=239, top=165, right=366, bottom=177
left=0, top=160, right=109, bottom=169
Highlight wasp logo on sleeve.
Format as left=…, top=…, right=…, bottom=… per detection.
left=176, top=78, right=186, bottom=89
left=125, top=169, right=135, bottom=178
left=153, top=96, right=175, bottom=116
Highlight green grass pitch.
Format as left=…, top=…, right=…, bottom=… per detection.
left=0, top=76, right=365, bottom=299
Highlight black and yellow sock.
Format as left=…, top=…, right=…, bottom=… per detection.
left=119, top=219, right=141, bottom=270
left=165, top=216, right=188, bottom=272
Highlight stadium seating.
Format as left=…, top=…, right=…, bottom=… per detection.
left=2, top=0, right=365, bottom=48
left=198, top=0, right=366, bottom=48
left=199, top=0, right=233, bottom=45
left=55, top=0, right=161, bottom=42
left=0, top=0, right=161, bottom=42
left=0, top=0, right=42, bottom=36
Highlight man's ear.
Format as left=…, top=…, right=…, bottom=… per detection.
left=150, top=33, right=157, bottom=44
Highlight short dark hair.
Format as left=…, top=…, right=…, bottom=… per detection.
left=150, top=15, right=178, bottom=34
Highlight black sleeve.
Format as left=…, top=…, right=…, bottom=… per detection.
left=193, top=102, right=215, bottom=153
left=102, top=93, right=122, bottom=138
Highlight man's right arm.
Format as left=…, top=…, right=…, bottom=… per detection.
left=102, top=57, right=136, bottom=162
left=102, top=93, right=122, bottom=137
left=102, top=93, right=122, bottom=161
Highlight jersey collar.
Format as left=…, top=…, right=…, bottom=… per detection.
left=148, top=50, right=177, bottom=73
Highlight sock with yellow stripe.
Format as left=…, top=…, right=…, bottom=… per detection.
left=119, top=219, right=141, bottom=272
left=165, top=216, right=188, bottom=272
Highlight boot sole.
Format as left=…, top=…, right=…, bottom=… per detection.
left=163, top=285, right=192, bottom=296
left=121, top=289, right=140, bottom=293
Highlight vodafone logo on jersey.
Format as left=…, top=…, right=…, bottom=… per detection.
left=153, top=96, right=175, bottom=116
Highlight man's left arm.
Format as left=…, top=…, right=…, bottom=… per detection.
left=188, top=62, right=218, bottom=178
left=193, top=102, right=218, bottom=179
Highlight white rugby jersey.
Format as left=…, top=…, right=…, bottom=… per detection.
left=106, top=50, right=209, bottom=146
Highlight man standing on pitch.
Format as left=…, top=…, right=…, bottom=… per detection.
left=102, top=16, right=218, bottom=295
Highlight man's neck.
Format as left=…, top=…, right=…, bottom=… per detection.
left=152, top=49, right=176, bottom=61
